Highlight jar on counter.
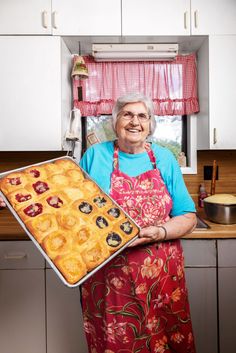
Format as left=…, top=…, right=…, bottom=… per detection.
left=198, top=183, right=208, bottom=208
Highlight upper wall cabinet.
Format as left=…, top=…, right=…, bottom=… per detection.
left=197, top=36, right=236, bottom=150
left=0, top=0, right=52, bottom=35
left=191, top=0, right=236, bottom=35
left=51, top=0, right=121, bottom=36
left=122, top=0, right=191, bottom=36
left=122, top=0, right=236, bottom=36
left=0, top=36, right=71, bottom=151
left=0, top=0, right=121, bottom=36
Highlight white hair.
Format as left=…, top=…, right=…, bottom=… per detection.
left=112, top=92, right=156, bottom=136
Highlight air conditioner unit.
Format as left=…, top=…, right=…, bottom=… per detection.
left=92, top=43, right=179, bottom=62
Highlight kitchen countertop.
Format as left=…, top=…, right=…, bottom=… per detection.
left=0, top=208, right=236, bottom=241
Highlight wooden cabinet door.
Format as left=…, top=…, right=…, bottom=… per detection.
left=51, top=0, right=121, bottom=35
left=46, top=269, right=88, bottom=353
left=191, top=0, right=236, bottom=35
left=0, top=36, right=63, bottom=151
left=0, top=269, right=46, bottom=353
left=0, top=0, right=51, bottom=34
left=122, top=0, right=190, bottom=35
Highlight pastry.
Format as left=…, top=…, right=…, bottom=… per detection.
left=106, top=206, right=124, bottom=221
left=47, top=174, right=70, bottom=187
left=79, top=238, right=110, bottom=271
left=0, top=172, right=28, bottom=194
left=54, top=251, right=87, bottom=284
left=54, top=159, right=79, bottom=171
left=93, top=214, right=110, bottom=230
left=24, top=165, right=48, bottom=181
left=43, top=162, right=63, bottom=176
left=72, top=225, right=97, bottom=248
left=7, top=187, right=35, bottom=210
left=65, top=168, right=84, bottom=185
left=18, top=201, right=46, bottom=221
left=72, top=199, right=98, bottom=219
left=42, top=231, right=73, bottom=260
left=116, top=218, right=137, bottom=238
left=40, top=191, right=70, bottom=211
left=56, top=208, right=85, bottom=230
left=25, top=213, right=59, bottom=243
left=91, top=194, right=113, bottom=210
left=62, top=187, right=84, bottom=202
left=101, top=230, right=125, bottom=253
left=81, top=179, right=100, bottom=195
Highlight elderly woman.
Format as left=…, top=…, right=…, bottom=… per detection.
left=79, top=92, right=197, bottom=353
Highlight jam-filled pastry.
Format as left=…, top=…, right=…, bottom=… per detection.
left=54, top=251, right=87, bottom=284
left=72, top=225, right=96, bottom=248
left=30, top=180, right=52, bottom=197
left=65, top=168, right=84, bottom=185
left=91, top=194, right=113, bottom=210
left=106, top=206, right=123, bottom=221
left=24, top=165, right=48, bottom=181
left=7, top=188, right=35, bottom=210
left=40, top=191, right=69, bottom=211
left=54, top=158, right=78, bottom=171
left=56, top=208, right=85, bottom=230
left=72, top=199, right=98, bottom=218
left=25, top=213, right=58, bottom=243
left=116, top=218, right=139, bottom=238
left=42, top=231, right=73, bottom=260
left=18, top=201, right=46, bottom=222
left=81, top=179, right=100, bottom=195
left=0, top=172, right=28, bottom=195
left=93, top=215, right=110, bottom=230
left=102, top=231, right=124, bottom=253
left=79, top=238, right=110, bottom=271
left=62, top=187, right=84, bottom=202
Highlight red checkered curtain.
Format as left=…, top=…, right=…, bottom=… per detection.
left=73, top=54, right=199, bottom=116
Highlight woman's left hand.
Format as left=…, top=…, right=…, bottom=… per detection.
left=128, top=226, right=166, bottom=247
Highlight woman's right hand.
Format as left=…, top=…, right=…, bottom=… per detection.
left=0, top=196, right=6, bottom=208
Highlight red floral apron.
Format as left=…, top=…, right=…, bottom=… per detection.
left=81, top=143, right=196, bottom=353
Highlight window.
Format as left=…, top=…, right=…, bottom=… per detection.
left=82, top=114, right=197, bottom=174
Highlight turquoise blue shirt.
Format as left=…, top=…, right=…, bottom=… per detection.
left=79, top=141, right=196, bottom=217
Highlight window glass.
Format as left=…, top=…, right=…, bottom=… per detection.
left=85, top=115, right=185, bottom=161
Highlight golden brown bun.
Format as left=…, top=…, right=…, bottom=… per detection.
left=56, top=207, right=86, bottom=230
left=24, top=165, right=48, bottom=181
left=62, top=187, right=84, bottom=203
left=72, top=225, right=97, bottom=249
left=65, top=168, right=84, bottom=186
left=81, top=179, right=100, bottom=195
left=54, top=158, right=78, bottom=171
left=54, top=251, right=87, bottom=284
left=25, top=213, right=59, bottom=243
left=0, top=172, right=28, bottom=195
left=42, top=231, right=73, bottom=260
left=43, top=162, right=63, bottom=176
left=47, top=174, right=70, bottom=188
left=79, top=237, right=110, bottom=271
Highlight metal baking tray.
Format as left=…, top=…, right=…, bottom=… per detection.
left=0, top=156, right=140, bottom=288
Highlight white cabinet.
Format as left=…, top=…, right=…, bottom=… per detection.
left=0, top=241, right=46, bottom=353
left=0, top=0, right=121, bottom=36
left=0, top=0, right=52, bottom=35
left=182, top=240, right=218, bottom=353
left=122, top=0, right=191, bottom=36
left=51, top=0, right=121, bottom=36
left=46, top=269, right=88, bottom=353
left=0, top=36, right=71, bottom=151
left=218, top=240, right=236, bottom=353
left=197, top=36, right=236, bottom=150
left=191, top=0, right=236, bottom=35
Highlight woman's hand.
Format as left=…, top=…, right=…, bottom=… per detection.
left=0, top=196, right=6, bottom=208
left=129, top=225, right=166, bottom=247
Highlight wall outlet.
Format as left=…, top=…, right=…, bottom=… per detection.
left=203, top=165, right=219, bottom=180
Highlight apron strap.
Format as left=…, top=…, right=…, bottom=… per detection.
left=113, top=141, right=157, bottom=170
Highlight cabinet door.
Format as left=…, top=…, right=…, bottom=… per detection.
left=51, top=0, right=121, bottom=35
left=185, top=268, right=218, bottom=353
left=191, top=0, right=236, bottom=35
left=0, top=0, right=51, bottom=34
left=46, top=269, right=88, bottom=353
left=0, top=36, right=62, bottom=151
left=0, top=269, right=46, bottom=353
left=122, top=0, right=190, bottom=35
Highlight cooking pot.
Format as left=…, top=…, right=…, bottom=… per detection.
left=203, top=199, right=236, bottom=224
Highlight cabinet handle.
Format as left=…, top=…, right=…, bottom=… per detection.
left=52, top=11, right=58, bottom=29
left=42, top=10, right=48, bottom=28
left=194, top=10, right=198, bottom=28
left=4, top=253, right=27, bottom=260
left=213, top=128, right=217, bottom=144
left=184, top=11, right=188, bottom=29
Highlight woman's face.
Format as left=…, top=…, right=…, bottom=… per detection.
left=115, top=102, right=151, bottom=148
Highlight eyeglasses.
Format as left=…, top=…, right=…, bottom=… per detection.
left=119, top=110, right=150, bottom=122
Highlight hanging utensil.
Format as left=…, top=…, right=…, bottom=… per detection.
left=210, top=160, right=217, bottom=195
